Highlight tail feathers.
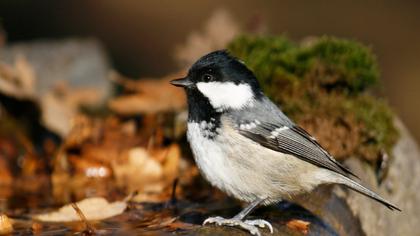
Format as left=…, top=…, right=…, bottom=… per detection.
left=337, top=176, right=401, bottom=211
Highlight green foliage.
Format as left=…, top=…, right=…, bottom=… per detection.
left=227, top=35, right=398, bottom=163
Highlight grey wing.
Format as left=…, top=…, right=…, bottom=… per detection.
left=237, top=121, right=357, bottom=178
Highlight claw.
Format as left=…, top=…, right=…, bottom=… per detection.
left=245, top=219, right=274, bottom=233
left=203, top=216, right=222, bottom=225
left=203, top=216, right=273, bottom=236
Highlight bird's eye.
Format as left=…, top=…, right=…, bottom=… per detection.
left=203, top=74, right=213, bottom=82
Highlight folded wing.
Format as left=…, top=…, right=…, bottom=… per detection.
left=238, top=121, right=357, bottom=178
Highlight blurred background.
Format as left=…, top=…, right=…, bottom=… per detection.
left=0, top=0, right=419, bottom=141
left=0, top=1, right=419, bottom=235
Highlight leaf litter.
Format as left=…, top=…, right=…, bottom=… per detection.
left=33, top=197, right=127, bottom=222
left=0, top=9, right=342, bottom=235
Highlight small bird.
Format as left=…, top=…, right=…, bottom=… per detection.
left=170, top=50, right=400, bottom=236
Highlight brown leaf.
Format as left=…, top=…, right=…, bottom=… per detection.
left=108, top=72, right=186, bottom=115
left=33, top=197, right=127, bottom=222
left=71, top=203, right=96, bottom=234
left=166, top=220, right=195, bottom=231
left=0, top=214, right=13, bottom=235
left=112, top=147, right=164, bottom=193
left=40, top=82, right=102, bottom=137
left=31, top=222, right=43, bottom=234
left=161, top=144, right=181, bottom=182
left=286, top=219, right=310, bottom=235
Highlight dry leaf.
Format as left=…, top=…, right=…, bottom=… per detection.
left=286, top=219, right=310, bottom=235
left=71, top=203, right=96, bottom=234
left=128, top=148, right=163, bottom=179
left=33, top=197, right=127, bottom=222
left=166, top=220, right=195, bottom=231
left=0, top=214, right=13, bottom=235
left=40, top=81, right=102, bottom=137
left=109, top=72, right=186, bottom=115
left=112, top=147, right=164, bottom=193
left=31, top=222, right=43, bottom=234
left=62, top=115, right=100, bottom=149
left=154, top=143, right=180, bottom=182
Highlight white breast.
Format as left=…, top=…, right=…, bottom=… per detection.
left=187, top=122, right=244, bottom=195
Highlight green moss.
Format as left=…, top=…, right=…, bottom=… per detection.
left=228, top=35, right=300, bottom=94
left=299, top=37, right=380, bottom=93
left=227, top=35, right=398, bottom=163
left=229, top=35, right=379, bottom=97
left=345, top=96, right=399, bottom=154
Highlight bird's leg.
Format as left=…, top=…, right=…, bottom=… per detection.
left=203, top=198, right=273, bottom=236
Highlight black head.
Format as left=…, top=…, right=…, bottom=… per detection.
left=170, top=50, right=262, bottom=95
left=170, top=50, right=263, bottom=123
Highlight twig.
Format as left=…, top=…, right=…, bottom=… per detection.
left=71, top=203, right=96, bottom=235
left=165, top=178, right=179, bottom=209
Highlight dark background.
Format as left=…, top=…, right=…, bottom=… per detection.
left=1, top=0, right=419, bottom=141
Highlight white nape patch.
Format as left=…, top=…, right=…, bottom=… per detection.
left=269, top=126, right=289, bottom=138
left=196, top=82, right=254, bottom=111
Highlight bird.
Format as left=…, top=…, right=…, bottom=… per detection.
left=170, top=50, right=400, bottom=236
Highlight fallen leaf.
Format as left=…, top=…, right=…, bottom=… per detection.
left=108, top=72, right=186, bottom=115
left=286, top=219, right=310, bottom=235
left=128, top=148, right=163, bottom=179
left=147, top=216, right=176, bottom=229
left=33, top=197, right=127, bottom=222
left=0, top=214, right=13, bottom=235
left=112, top=147, right=164, bottom=193
left=166, top=220, right=195, bottom=231
left=71, top=203, right=96, bottom=234
left=31, top=222, right=43, bottom=234
left=40, top=81, right=102, bottom=137
left=156, top=144, right=180, bottom=182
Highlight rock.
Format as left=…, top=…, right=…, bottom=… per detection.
left=0, top=38, right=110, bottom=95
left=295, top=119, right=420, bottom=235
left=0, top=38, right=111, bottom=136
left=344, top=119, right=420, bottom=235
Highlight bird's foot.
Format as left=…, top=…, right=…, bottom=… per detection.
left=203, top=216, right=273, bottom=236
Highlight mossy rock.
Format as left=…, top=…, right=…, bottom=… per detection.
left=228, top=35, right=398, bottom=167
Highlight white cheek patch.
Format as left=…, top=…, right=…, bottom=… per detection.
left=196, top=82, right=254, bottom=110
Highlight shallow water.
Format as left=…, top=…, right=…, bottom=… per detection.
left=4, top=181, right=339, bottom=236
